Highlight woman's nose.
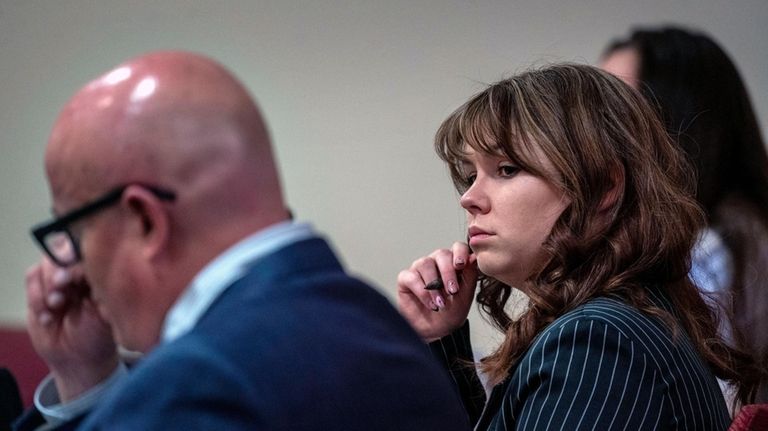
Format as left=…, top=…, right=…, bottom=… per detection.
left=460, top=180, right=489, bottom=214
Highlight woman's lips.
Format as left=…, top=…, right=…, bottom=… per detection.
left=468, top=226, right=493, bottom=246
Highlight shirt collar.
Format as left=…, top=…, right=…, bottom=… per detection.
left=161, top=221, right=316, bottom=343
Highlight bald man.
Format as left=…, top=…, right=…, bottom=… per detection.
left=17, top=52, right=469, bottom=430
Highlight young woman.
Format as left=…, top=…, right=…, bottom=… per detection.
left=397, top=64, right=758, bottom=430
left=601, top=26, right=768, bottom=402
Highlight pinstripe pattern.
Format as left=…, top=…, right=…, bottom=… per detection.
left=432, top=288, right=731, bottom=430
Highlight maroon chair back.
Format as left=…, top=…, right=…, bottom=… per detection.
left=729, top=404, right=768, bottom=431
left=0, top=327, right=49, bottom=407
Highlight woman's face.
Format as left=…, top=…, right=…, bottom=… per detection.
left=600, top=47, right=640, bottom=89
left=459, top=145, right=570, bottom=288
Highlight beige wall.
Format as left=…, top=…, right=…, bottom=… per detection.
left=1, top=0, right=766, bottom=354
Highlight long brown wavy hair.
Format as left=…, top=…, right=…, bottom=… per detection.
left=434, top=63, right=759, bottom=406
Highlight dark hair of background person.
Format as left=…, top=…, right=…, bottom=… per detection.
left=434, top=63, right=760, bottom=406
left=0, top=368, right=22, bottom=431
left=604, top=26, right=768, bottom=402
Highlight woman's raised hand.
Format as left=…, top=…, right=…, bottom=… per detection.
left=397, top=242, right=478, bottom=342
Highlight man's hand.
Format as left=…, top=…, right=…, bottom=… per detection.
left=26, top=258, right=119, bottom=402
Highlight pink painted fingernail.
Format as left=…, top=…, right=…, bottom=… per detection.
left=435, top=296, right=445, bottom=309
left=447, top=280, right=458, bottom=294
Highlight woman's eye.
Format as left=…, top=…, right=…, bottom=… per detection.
left=499, top=165, right=519, bottom=177
left=465, top=173, right=477, bottom=185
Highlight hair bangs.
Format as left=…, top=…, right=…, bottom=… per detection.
left=434, top=85, right=537, bottom=193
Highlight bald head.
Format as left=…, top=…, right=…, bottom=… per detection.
left=48, top=51, right=283, bottom=211
left=44, top=52, right=289, bottom=351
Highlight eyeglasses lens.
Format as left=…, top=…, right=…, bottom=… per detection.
left=45, top=231, right=76, bottom=265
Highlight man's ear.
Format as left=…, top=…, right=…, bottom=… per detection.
left=120, top=185, right=171, bottom=261
left=599, top=167, right=624, bottom=213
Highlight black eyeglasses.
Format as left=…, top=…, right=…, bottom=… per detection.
left=31, top=184, right=176, bottom=267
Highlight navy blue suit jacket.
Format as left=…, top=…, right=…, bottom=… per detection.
left=20, top=237, right=469, bottom=430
